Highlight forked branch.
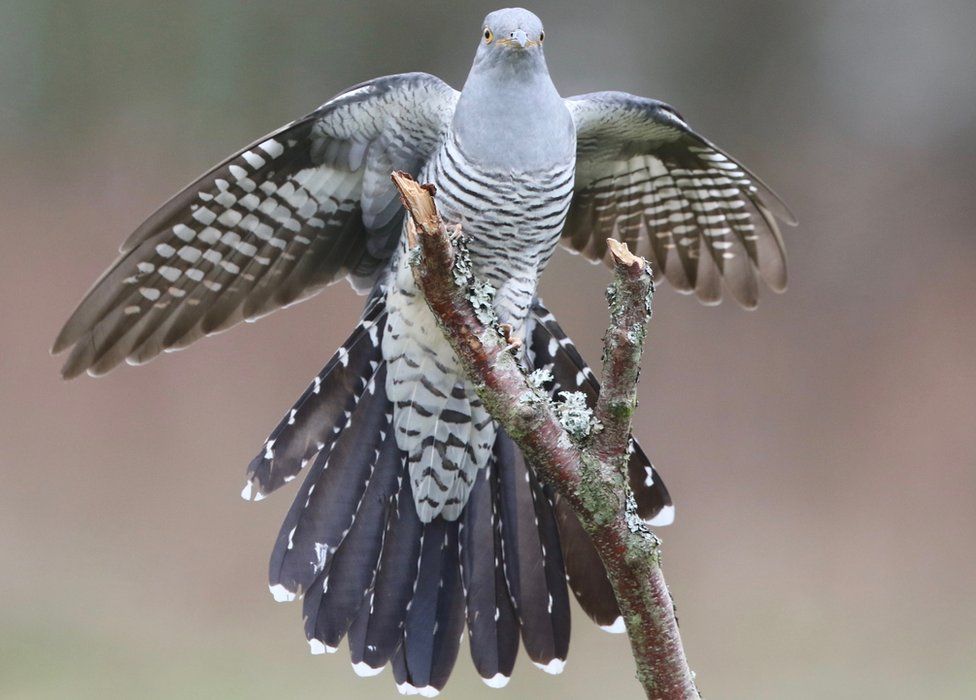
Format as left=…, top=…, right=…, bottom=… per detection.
left=391, top=171, right=699, bottom=700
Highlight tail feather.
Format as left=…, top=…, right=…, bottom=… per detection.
left=496, top=430, right=571, bottom=674
left=393, top=519, right=466, bottom=696
left=528, top=474, right=574, bottom=664
left=268, top=364, right=389, bottom=598
left=304, top=426, right=404, bottom=652
left=347, top=474, right=424, bottom=674
left=552, top=495, right=622, bottom=630
left=461, top=459, right=520, bottom=687
left=243, top=291, right=386, bottom=499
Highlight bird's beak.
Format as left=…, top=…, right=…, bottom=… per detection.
left=512, top=29, right=529, bottom=48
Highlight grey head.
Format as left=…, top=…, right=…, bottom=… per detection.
left=473, top=7, right=546, bottom=70
left=453, top=8, right=574, bottom=170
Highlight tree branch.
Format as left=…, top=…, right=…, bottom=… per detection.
left=391, top=171, right=699, bottom=700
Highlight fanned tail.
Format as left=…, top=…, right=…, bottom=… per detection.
left=247, top=294, right=675, bottom=694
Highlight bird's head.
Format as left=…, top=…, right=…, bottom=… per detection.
left=474, top=8, right=546, bottom=67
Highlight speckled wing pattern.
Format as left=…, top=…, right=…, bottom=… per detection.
left=52, top=73, right=458, bottom=378
left=564, top=92, right=797, bottom=307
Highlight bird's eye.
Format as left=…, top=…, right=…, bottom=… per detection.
left=539, top=32, right=545, bottom=43
left=483, top=28, right=493, bottom=43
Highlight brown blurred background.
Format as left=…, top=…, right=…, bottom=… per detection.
left=2, top=1, right=975, bottom=698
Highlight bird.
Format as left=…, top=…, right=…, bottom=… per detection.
left=53, top=7, right=795, bottom=696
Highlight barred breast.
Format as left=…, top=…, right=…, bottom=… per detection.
left=384, top=134, right=576, bottom=521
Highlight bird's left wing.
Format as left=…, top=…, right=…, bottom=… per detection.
left=563, top=92, right=796, bottom=308
left=54, top=73, right=458, bottom=378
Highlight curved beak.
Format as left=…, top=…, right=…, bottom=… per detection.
left=512, top=29, right=529, bottom=48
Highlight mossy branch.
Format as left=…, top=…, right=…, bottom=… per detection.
left=391, top=171, right=699, bottom=700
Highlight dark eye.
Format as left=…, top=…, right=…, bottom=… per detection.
left=539, top=32, right=545, bottom=43
left=483, top=28, right=493, bottom=43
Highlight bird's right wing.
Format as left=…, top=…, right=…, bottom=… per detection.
left=54, top=73, right=458, bottom=378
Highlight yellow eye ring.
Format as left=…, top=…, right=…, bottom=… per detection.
left=483, top=28, right=494, bottom=44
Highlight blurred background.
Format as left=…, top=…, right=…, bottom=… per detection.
left=2, top=1, right=975, bottom=698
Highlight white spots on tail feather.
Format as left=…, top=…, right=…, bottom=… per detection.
left=644, top=466, right=654, bottom=487
left=314, top=542, right=330, bottom=572
left=156, top=243, right=176, bottom=258
left=139, top=287, right=161, bottom=301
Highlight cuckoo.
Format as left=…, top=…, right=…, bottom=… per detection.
left=54, top=8, right=794, bottom=695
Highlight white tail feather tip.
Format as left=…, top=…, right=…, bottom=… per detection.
left=352, top=662, right=384, bottom=677
left=600, top=616, right=627, bottom=634
left=396, top=683, right=439, bottom=697
left=483, top=673, right=510, bottom=688
left=269, top=584, right=296, bottom=603
left=308, top=639, right=337, bottom=655
left=645, top=504, right=675, bottom=527
left=533, top=658, right=566, bottom=675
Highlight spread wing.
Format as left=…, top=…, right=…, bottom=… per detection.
left=54, top=73, right=458, bottom=378
left=564, top=92, right=796, bottom=308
